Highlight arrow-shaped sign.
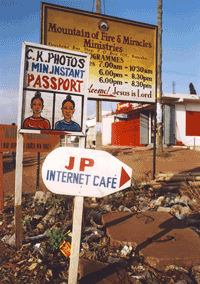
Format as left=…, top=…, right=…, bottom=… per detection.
left=42, top=147, right=132, bottom=198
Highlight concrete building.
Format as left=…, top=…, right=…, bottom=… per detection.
left=86, top=93, right=200, bottom=148
left=86, top=111, right=116, bottom=147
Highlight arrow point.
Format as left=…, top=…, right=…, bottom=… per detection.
left=120, top=167, right=131, bottom=187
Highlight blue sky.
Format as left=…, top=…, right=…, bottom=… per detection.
left=0, top=0, right=200, bottom=124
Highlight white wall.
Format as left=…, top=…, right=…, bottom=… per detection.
left=102, top=116, right=114, bottom=145
left=86, top=114, right=114, bottom=147
left=176, top=103, right=200, bottom=147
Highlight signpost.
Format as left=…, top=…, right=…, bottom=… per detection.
left=0, top=124, right=60, bottom=153
left=14, top=42, right=90, bottom=249
left=42, top=147, right=132, bottom=197
left=41, top=3, right=157, bottom=104
left=42, top=146, right=132, bottom=283
left=18, top=41, right=90, bottom=136
left=0, top=124, right=60, bottom=210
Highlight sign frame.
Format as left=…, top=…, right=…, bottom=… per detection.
left=18, top=41, right=90, bottom=136
left=41, top=2, right=157, bottom=104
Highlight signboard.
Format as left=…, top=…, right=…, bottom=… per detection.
left=41, top=3, right=157, bottom=103
left=0, top=124, right=59, bottom=152
left=117, top=102, right=133, bottom=113
left=42, top=147, right=132, bottom=197
left=18, top=41, right=90, bottom=136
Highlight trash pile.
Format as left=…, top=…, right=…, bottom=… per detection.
left=0, top=178, right=200, bottom=283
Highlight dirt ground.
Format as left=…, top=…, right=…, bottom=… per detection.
left=1, top=146, right=200, bottom=283
left=2, top=146, right=200, bottom=197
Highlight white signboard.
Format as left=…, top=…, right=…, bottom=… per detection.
left=18, top=41, right=90, bottom=136
left=42, top=147, right=132, bottom=197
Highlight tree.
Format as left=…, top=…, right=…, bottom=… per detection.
left=189, top=83, right=197, bottom=95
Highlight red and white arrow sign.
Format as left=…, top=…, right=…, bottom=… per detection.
left=42, top=147, right=132, bottom=198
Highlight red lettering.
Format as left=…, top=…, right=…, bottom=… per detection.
left=79, top=158, right=94, bottom=172
left=63, top=79, right=69, bottom=91
left=50, top=77, right=57, bottom=90
left=70, top=79, right=77, bottom=92
left=58, top=78, right=64, bottom=90
left=27, top=74, right=34, bottom=87
left=33, top=75, right=42, bottom=88
left=42, top=75, right=49, bottom=89
left=76, top=80, right=83, bottom=92
left=65, top=156, right=75, bottom=170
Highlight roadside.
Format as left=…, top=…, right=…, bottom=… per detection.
left=3, top=146, right=200, bottom=197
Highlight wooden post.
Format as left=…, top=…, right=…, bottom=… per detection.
left=36, top=152, right=40, bottom=188
left=95, top=0, right=102, bottom=150
left=68, top=136, right=85, bottom=283
left=153, top=104, right=157, bottom=179
left=156, top=0, right=163, bottom=154
left=14, top=132, right=24, bottom=250
left=0, top=152, right=4, bottom=211
left=68, top=195, right=84, bottom=284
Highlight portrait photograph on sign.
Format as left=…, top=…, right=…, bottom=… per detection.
left=22, top=90, right=52, bottom=130
left=54, top=93, right=83, bottom=131
left=18, top=42, right=90, bottom=135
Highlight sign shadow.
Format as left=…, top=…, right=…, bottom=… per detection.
left=135, top=214, right=187, bottom=255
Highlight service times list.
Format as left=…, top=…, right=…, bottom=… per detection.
left=87, top=50, right=155, bottom=102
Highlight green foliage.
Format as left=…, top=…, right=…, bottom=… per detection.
left=131, top=176, right=141, bottom=193
left=23, top=217, right=31, bottom=231
left=47, top=228, right=68, bottom=251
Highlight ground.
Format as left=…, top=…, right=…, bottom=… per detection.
left=1, top=146, right=200, bottom=283
left=3, top=146, right=200, bottom=197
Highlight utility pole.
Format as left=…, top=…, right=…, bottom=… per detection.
left=172, top=81, right=176, bottom=94
left=95, top=0, right=102, bottom=150
left=156, top=0, right=163, bottom=154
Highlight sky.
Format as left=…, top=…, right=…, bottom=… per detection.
left=0, top=0, right=200, bottom=125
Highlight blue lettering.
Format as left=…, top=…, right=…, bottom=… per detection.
left=68, top=69, right=74, bottom=77
left=93, top=175, right=99, bottom=186
left=79, top=174, right=84, bottom=184
left=46, top=170, right=50, bottom=180
left=62, top=171, right=67, bottom=182
left=57, top=171, right=62, bottom=182
left=74, top=69, right=80, bottom=78
left=73, top=173, right=79, bottom=184
left=80, top=70, right=85, bottom=78
left=60, top=67, right=65, bottom=76
left=32, top=62, right=39, bottom=72
left=65, top=68, right=70, bottom=76
left=67, top=172, right=73, bottom=183
left=85, top=174, right=91, bottom=185
left=111, top=178, right=117, bottom=189
left=43, top=64, right=49, bottom=74
left=107, top=177, right=112, bottom=188
left=49, top=170, right=56, bottom=181
left=54, top=65, right=60, bottom=75
left=99, top=177, right=106, bottom=187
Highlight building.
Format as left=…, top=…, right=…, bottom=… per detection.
left=86, top=93, right=200, bottom=148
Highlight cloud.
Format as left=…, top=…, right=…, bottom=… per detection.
left=0, top=89, right=18, bottom=124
